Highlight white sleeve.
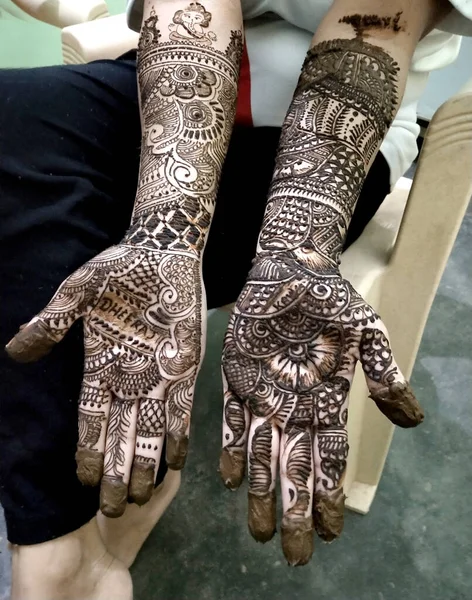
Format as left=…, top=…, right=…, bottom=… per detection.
left=438, top=0, right=472, bottom=35
left=246, top=18, right=463, bottom=187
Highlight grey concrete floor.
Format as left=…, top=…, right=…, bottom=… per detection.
left=1, top=200, right=471, bottom=600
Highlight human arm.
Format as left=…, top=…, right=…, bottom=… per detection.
left=220, top=0, right=452, bottom=565
left=6, top=0, right=243, bottom=517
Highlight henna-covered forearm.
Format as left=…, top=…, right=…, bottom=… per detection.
left=124, top=1, right=243, bottom=256
left=258, top=16, right=410, bottom=269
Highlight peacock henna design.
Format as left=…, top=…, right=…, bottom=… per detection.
left=128, top=12, right=241, bottom=252
left=221, top=35, right=424, bottom=565
left=139, top=8, right=161, bottom=51
left=7, top=6, right=243, bottom=517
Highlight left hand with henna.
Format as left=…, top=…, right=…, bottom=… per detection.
left=218, top=0, right=442, bottom=565
left=220, top=255, right=424, bottom=565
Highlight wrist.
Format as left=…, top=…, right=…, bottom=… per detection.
left=124, top=205, right=210, bottom=257
left=256, top=188, right=352, bottom=272
left=256, top=217, right=345, bottom=273
left=252, top=249, right=341, bottom=279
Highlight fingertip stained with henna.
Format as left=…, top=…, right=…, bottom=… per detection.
left=5, top=321, right=56, bottom=363
left=248, top=490, right=277, bottom=543
left=76, top=448, right=104, bottom=487
left=100, top=477, right=128, bottom=518
left=313, top=489, right=345, bottom=542
left=220, top=447, right=245, bottom=490
left=166, top=435, right=189, bottom=470
left=281, top=516, right=314, bottom=566
left=371, top=381, right=425, bottom=428
left=129, top=461, right=155, bottom=505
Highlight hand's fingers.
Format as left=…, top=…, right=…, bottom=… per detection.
left=220, top=372, right=250, bottom=490
left=5, top=264, right=96, bottom=362
left=313, top=378, right=350, bottom=543
left=279, top=425, right=314, bottom=566
left=5, top=318, right=58, bottom=363
left=76, top=383, right=112, bottom=487
left=100, top=396, right=138, bottom=518
left=247, top=417, right=279, bottom=544
left=129, top=395, right=166, bottom=506
left=359, top=326, right=424, bottom=428
left=165, top=373, right=197, bottom=470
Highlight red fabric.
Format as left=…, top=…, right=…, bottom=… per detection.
left=235, top=43, right=253, bottom=127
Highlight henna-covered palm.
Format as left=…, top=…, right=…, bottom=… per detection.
left=6, top=244, right=203, bottom=517
left=221, top=255, right=423, bottom=564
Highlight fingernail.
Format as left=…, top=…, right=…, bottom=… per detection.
left=281, top=516, right=314, bottom=566
left=76, top=448, right=103, bottom=486
left=219, top=447, right=245, bottom=490
left=313, top=489, right=345, bottom=542
left=129, top=461, right=155, bottom=506
left=166, top=435, right=188, bottom=470
left=248, top=490, right=276, bottom=543
left=371, top=381, right=425, bottom=428
left=5, top=321, right=56, bottom=363
left=100, top=477, right=128, bottom=518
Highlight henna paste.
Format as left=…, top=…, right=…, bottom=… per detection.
left=6, top=320, right=57, bottom=363
left=75, top=449, right=104, bottom=487
left=313, top=488, right=345, bottom=542
left=370, top=381, right=425, bottom=428
left=339, top=12, right=404, bottom=38
left=100, top=476, right=128, bottom=518
left=166, top=434, right=189, bottom=470
left=220, top=447, right=245, bottom=490
left=129, top=461, right=155, bottom=505
left=248, top=490, right=277, bottom=543
left=281, top=516, right=314, bottom=567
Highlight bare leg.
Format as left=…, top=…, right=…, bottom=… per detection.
left=97, top=470, right=181, bottom=568
left=11, top=518, right=132, bottom=600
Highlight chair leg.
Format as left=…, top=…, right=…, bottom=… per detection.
left=344, top=369, right=395, bottom=515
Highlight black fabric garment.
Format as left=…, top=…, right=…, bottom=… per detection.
left=0, top=54, right=391, bottom=545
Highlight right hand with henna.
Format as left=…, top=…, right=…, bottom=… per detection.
left=6, top=243, right=204, bottom=517
left=220, top=254, right=424, bottom=565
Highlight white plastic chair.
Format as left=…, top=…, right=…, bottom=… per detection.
left=8, top=0, right=110, bottom=27
left=342, top=95, right=472, bottom=511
